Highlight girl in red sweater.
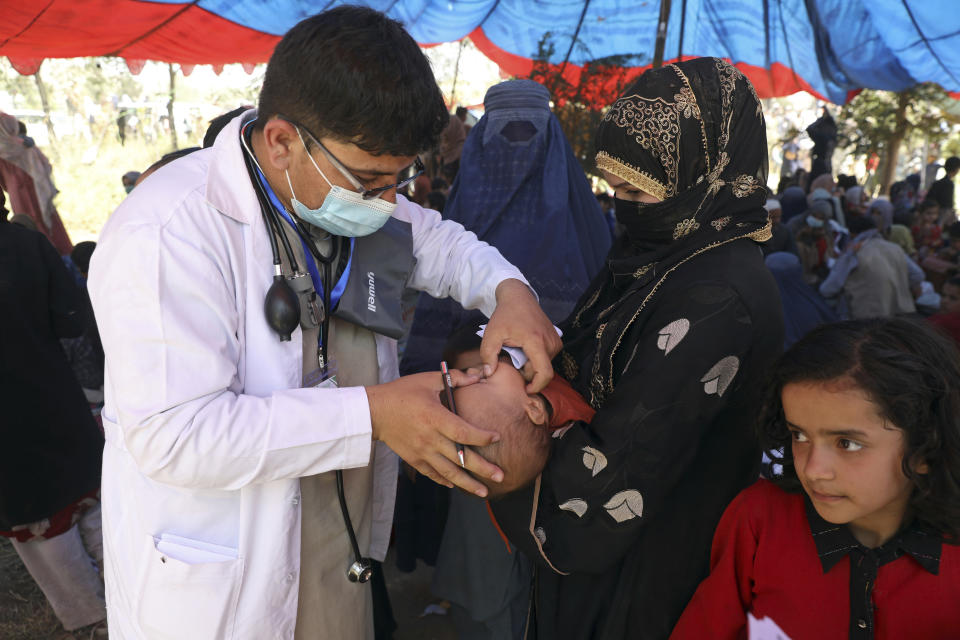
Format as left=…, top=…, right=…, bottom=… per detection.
left=671, top=318, right=960, bottom=640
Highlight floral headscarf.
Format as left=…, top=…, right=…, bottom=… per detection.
left=594, top=57, right=770, bottom=249
left=559, top=57, right=772, bottom=406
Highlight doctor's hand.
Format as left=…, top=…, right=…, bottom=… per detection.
left=367, top=371, right=504, bottom=498
left=482, top=279, right=562, bottom=394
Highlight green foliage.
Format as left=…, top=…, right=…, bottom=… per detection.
left=527, top=32, right=644, bottom=176
left=0, top=63, right=39, bottom=110
left=838, top=84, right=951, bottom=157
left=82, top=57, right=143, bottom=103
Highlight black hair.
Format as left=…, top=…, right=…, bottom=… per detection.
left=847, top=214, right=876, bottom=234
left=948, top=222, right=960, bottom=240
left=257, top=6, right=448, bottom=156
left=441, top=320, right=484, bottom=365
left=71, top=241, right=97, bottom=274
left=455, top=106, right=468, bottom=118
left=946, top=156, right=960, bottom=174
left=430, top=176, right=448, bottom=191
left=204, top=106, right=251, bottom=148
left=759, top=319, right=960, bottom=540
left=837, top=174, right=857, bottom=191
left=919, top=199, right=940, bottom=213
left=143, top=147, right=201, bottom=175
left=426, top=190, right=446, bottom=214
left=596, top=193, right=613, bottom=204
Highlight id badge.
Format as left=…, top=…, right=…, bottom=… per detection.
left=303, top=357, right=339, bottom=389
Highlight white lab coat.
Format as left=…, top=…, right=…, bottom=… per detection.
left=88, top=112, right=528, bottom=640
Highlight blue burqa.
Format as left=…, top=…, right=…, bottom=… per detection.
left=766, top=251, right=838, bottom=348
left=400, top=79, right=611, bottom=375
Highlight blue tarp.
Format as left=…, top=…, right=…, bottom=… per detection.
left=3, top=1, right=958, bottom=102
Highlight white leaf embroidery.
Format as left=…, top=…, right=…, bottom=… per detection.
left=656, top=318, right=690, bottom=355
left=581, top=446, right=608, bottom=477
left=700, top=356, right=740, bottom=397
left=552, top=423, right=574, bottom=439
left=558, top=498, right=589, bottom=518
left=603, top=490, right=644, bottom=523
left=534, top=526, right=546, bottom=544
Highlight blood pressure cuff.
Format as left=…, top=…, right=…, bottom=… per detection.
left=334, top=216, right=417, bottom=340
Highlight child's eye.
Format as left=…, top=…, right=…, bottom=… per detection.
left=789, top=430, right=808, bottom=443
left=839, top=439, right=863, bottom=452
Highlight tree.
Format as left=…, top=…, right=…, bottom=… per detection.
left=527, top=32, right=644, bottom=176
left=837, top=84, right=952, bottom=194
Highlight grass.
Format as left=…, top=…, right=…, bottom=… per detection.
left=39, top=124, right=204, bottom=244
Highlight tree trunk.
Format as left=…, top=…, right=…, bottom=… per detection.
left=449, top=39, right=464, bottom=107
left=880, top=91, right=909, bottom=195
left=167, top=63, right=178, bottom=151
left=33, top=64, right=57, bottom=146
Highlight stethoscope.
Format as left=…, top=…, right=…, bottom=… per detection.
left=239, top=121, right=374, bottom=584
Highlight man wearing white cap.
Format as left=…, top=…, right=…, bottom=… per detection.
left=761, top=198, right=797, bottom=256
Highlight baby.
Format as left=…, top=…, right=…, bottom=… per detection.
left=441, top=325, right=594, bottom=498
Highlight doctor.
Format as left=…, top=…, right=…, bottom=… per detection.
left=88, top=7, right=560, bottom=640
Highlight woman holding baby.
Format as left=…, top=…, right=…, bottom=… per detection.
left=492, top=57, right=784, bottom=639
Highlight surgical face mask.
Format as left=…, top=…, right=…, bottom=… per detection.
left=124, top=184, right=135, bottom=194
left=285, top=133, right=395, bottom=237
left=806, top=215, right=824, bottom=229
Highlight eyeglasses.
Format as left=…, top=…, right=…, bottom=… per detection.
left=281, top=117, right=424, bottom=200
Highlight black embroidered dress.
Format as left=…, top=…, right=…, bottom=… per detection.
left=492, top=58, right=785, bottom=639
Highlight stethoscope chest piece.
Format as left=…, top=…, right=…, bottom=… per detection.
left=347, top=558, right=373, bottom=583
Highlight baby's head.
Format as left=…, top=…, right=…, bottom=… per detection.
left=760, top=318, right=960, bottom=546
left=442, top=327, right=551, bottom=498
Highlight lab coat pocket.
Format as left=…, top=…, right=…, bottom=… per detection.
left=136, top=533, right=244, bottom=639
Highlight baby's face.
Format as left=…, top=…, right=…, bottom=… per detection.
left=449, top=350, right=529, bottom=422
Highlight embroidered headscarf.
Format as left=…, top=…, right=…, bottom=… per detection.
left=558, top=57, right=771, bottom=407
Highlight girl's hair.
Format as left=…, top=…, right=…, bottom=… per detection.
left=759, top=318, right=960, bottom=540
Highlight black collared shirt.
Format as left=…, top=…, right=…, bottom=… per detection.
left=806, top=499, right=942, bottom=639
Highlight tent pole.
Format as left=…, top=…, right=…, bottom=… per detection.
left=653, top=0, right=672, bottom=68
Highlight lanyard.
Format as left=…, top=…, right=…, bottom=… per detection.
left=253, top=165, right=354, bottom=361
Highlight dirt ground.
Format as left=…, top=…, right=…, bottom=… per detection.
left=0, top=537, right=62, bottom=639
left=0, top=537, right=455, bottom=640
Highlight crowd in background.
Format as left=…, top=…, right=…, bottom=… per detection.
left=2, top=61, right=960, bottom=640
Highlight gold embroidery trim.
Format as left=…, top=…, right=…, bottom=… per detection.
left=596, top=152, right=668, bottom=201
left=572, top=287, right=603, bottom=328
left=670, top=64, right=710, bottom=176
left=528, top=475, right=569, bottom=576
left=711, top=216, right=732, bottom=231
left=673, top=218, right=701, bottom=240
left=732, top=174, right=761, bottom=198
left=561, top=351, right=579, bottom=380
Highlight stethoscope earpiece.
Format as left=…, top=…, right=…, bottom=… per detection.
left=264, top=275, right=301, bottom=342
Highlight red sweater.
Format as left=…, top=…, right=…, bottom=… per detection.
left=671, top=479, right=960, bottom=640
